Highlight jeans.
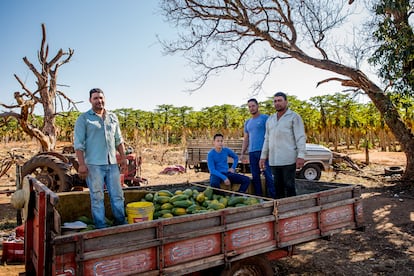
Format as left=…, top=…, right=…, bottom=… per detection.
left=210, top=172, right=250, bottom=193
left=249, top=151, right=275, bottom=198
left=270, top=163, right=297, bottom=198
left=87, top=164, right=127, bottom=228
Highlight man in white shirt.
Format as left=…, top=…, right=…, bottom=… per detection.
left=260, top=92, right=306, bottom=198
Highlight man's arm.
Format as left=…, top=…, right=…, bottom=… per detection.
left=293, top=113, right=306, bottom=169
left=117, top=143, right=128, bottom=174
left=259, top=119, right=270, bottom=170
left=241, top=132, right=249, bottom=162
left=227, top=148, right=239, bottom=171
left=75, top=150, right=88, bottom=180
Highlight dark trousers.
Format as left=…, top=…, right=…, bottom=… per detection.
left=270, top=163, right=297, bottom=198
left=249, top=151, right=275, bottom=198
left=210, top=172, right=250, bottom=193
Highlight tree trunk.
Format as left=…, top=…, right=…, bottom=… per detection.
left=292, top=54, right=414, bottom=182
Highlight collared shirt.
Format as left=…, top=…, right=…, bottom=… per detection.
left=244, top=114, right=269, bottom=152
left=207, top=147, right=239, bottom=181
left=260, top=109, right=306, bottom=166
left=74, top=109, right=123, bottom=165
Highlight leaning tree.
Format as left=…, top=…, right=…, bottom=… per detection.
left=159, top=0, right=414, bottom=182
left=0, top=23, right=76, bottom=152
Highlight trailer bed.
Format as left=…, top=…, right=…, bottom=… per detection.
left=24, top=178, right=363, bottom=276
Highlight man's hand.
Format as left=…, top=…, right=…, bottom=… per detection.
left=296, top=158, right=305, bottom=170
left=228, top=167, right=235, bottom=173
left=120, top=158, right=128, bottom=174
left=259, top=159, right=266, bottom=171
left=78, top=164, right=88, bottom=180
left=240, top=153, right=248, bottom=164
left=223, top=178, right=231, bottom=186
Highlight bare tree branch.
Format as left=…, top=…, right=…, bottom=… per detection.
left=0, top=23, right=77, bottom=151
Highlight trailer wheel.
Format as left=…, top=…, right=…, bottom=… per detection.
left=220, top=256, right=273, bottom=276
left=299, top=163, right=321, bottom=181
left=22, top=155, right=73, bottom=192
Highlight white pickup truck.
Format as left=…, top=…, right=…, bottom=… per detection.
left=186, top=139, right=332, bottom=181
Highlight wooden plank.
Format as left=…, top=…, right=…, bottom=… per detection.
left=225, top=215, right=275, bottom=231
left=162, top=254, right=224, bottom=275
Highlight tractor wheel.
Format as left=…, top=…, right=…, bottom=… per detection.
left=299, top=163, right=322, bottom=181
left=22, top=155, right=73, bottom=192
left=220, top=256, right=273, bottom=276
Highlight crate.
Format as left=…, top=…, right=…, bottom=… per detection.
left=1, top=240, right=24, bottom=264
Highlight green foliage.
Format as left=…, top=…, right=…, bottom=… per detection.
left=2, top=95, right=412, bottom=148
left=369, top=0, right=414, bottom=96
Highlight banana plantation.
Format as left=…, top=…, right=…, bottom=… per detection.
left=1, top=92, right=412, bottom=153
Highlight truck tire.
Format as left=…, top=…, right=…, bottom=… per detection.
left=384, top=166, right=404, bottom=176
left=22, top=155, right=72, bottom=192
left=299, top=163, right=322, bottom=181
left=220, top=256, right=273, bottom=276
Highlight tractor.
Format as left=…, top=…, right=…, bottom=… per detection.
left=21, top=146, right=146, bottom=192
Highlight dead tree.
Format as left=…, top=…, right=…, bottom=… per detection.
left=0, top=23, right=77, bottom=151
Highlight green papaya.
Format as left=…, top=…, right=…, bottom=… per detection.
left=169, top=194, right=189, bottom=202
left=208, top=202, right=225, bottom=210
left=204, top=187, right=214, bottom=200
left=172, top=207, right=187, bottom=216
left=144, top=193, right=154, bottom=202
left=228, top=196, right=246, bottom=206
left=172, top=199, right=193, bottom=208
left=156, top=196, right=171, bottom=204
left=161, top=202, right=174, bottom=210
left=158, top=190, right=174, bottom=197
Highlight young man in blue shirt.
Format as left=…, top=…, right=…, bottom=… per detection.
left=241, top=98, right=275, bottom=198
left=207, top=133, right=250, bottom=193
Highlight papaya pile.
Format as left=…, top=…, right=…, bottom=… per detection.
left=141, top=186, right=261, bottom=219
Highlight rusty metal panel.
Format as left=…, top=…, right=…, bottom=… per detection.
left=164, top=234, right=221, bottom=266
left=320, top=204, right=355, bottom=232
left=54, top=252, right=76, bottom=276
left=82, top=247, right=157, bottom=276
left=225, top=221, right=274, bottom=251
left=278, top=213, right=318, bottom=240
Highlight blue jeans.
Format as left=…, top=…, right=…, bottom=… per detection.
left=249, top=151, right=275, bottom=198
left=270, top=163, right=297, bottom=198
left=210, top=172, right=250, bottom=193
left=87, top=164, right=127, bottom=228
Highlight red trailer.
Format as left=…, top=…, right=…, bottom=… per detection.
left=23, top=178, right=363, bottom=275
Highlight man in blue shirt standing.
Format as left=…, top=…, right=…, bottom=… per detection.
left=241, top=99, right=275, bottom=198
left=207, top=133, right=250, bottom=193
left=74, top=88, right=128, bottom=228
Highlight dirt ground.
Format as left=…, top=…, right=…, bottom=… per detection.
left=0, top=142, right=413, bottom=275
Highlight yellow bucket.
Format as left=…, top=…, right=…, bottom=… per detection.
left=126, top=202, right=154, bottom=223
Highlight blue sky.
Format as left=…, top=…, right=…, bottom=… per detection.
left=1, top=1, right=365, bottom=113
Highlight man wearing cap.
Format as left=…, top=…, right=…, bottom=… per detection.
left=74, top=88, right=128, bottom=228
left=260, top=92, right=306, bottom=198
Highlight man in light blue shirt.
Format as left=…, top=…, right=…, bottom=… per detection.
left=241, top=98, right=275, bottom=198
left=260, top=92, right=306, bottom=198
left=74, top=88, right=128, bottom=228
